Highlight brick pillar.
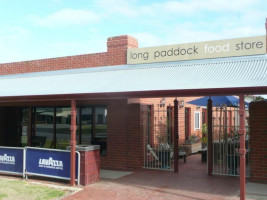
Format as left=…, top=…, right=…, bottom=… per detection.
left=107, top=35, right=138, bottom=65
left=249, top=101, right=267, bottom=183
left=79, top=148, right=100, bottom=185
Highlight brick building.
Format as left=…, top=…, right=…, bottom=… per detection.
left=0, top=35, right=205, bottom=170
left=0, top=21, right=267, bottom=193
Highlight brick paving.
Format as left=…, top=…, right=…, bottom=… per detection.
left=64, top=155, right=241, bottom=200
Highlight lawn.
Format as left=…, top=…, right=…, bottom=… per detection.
left=0, top=179, right=66, bottom=200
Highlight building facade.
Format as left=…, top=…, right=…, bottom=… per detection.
left=0, top=35, right=206, bottom=170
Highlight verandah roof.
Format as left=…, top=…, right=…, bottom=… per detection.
left=0, top=55, right=267, bottom=101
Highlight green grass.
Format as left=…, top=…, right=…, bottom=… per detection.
left=0, top=179, right=65, bottom=200
left=0, top=193, right=7, bottom=200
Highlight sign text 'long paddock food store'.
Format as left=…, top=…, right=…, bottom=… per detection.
left=127, top=36, right=266, bottom=64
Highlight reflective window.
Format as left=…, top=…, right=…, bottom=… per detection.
left=21, top=108, right=28, bottom=147
left=80, top=107, right=92, bottom=145
left=79, top=106, right=107, bottom=155
left=194, top=111, right=201, bottom=130
left=20, top=106, right=107, bottom=154
left=94, top=107, right=107, bottom=140
left=32, top=108, right=53, bottom=148
left=56, top=107, right=71, bottom=150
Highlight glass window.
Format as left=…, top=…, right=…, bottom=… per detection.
left=56, top=107, right=71, bottom=150
left=78, top=106, right=107, bottom=155
left=21, top=108, right=28, bottom=147
left=80, top=107, right=93, bottom=145
left=94, top=107, right=107, bottom=139
left=20, top=106, right=107, bottom=153
left=92, top=107, right=107, bottom=155
left=194, top=111, right=201, bottom=130
left=32, top=108, right=54, bottom=148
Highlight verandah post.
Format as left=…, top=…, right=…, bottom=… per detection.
left=70, top=99, right=77, bottom=186
left=174, top=99, right=179, bottom=173
left=207, top=98, right=213, bottom=175
left=239, top=95, right=246, bottom=200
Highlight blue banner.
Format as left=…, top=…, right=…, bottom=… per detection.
left=0, top=148, right=24, bottom=174
left=26, top=148, right=78, bottom=179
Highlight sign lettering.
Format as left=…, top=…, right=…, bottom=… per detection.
left=127, top=36, right=266, bottom=64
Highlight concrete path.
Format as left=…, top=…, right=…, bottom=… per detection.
left=246, top=182, right=267, bottom=200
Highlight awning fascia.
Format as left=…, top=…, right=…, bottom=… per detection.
left=0, top=86, right=266, bottom=104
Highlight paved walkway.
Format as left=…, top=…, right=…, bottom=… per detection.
left=246, top=182, right=267, bottom=200
left=64, top=155, right=241, bottom=200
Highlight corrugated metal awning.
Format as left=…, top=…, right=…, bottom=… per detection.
left=0, top=55, right=267, bottom=100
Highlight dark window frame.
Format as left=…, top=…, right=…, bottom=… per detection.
left=20, top=105, right=107, bottom=154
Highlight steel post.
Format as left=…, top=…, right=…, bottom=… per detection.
left=239, top=95, right=246, bottom=200
left=174, top=99, right=179, bottom=173
left=207, top=98, right=213, bottom=175
left=70, top=100, right=77, bottom=186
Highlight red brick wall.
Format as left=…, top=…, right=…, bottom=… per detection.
left=249, top=101, right=267, bottom=183
left=100, top=100, right=143, bottom=169
left=0, top=35, right=138, bottom=75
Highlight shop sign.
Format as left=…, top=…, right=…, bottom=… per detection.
left=127, top=35, right=266, bottom=64
left=0, top=147, right=24, bottom=174
left=25, top=147, right=79, bottom=180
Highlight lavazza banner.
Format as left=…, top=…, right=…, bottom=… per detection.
left=0, top=147, right=24, bottom=174
left=0, top=146, right=80, bottom=184
left=25, top=147, right=79, bottom=180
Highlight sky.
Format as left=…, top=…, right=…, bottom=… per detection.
left=0, top=0, right=266, bottom=63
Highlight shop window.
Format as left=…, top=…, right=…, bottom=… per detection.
left=78, top=106, right=107, bottom=155
left=20, top=108, right=29, bottom=147
left=194, top=111, right=201, bottom=130
left=97, top=114, right=104, bottom=124
left=92, top=107, right=107, bottom=155
left=20, top=106, right=107, bottom=155
left=32, top=108, right=54, bottom=148
left=56, top=107, right=71, bottom=150
left=79, top=107, right=93, bottom=145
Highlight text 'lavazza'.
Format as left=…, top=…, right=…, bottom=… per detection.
left=39, top=157, right=64, bottom=170
left=0, top=154, right=15, bottom=165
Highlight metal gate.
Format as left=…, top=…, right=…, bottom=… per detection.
left=143, top=105, right=174, bottom=171
left=212, top=106, right=250, bottom=176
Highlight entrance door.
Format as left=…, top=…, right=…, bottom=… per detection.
left=185, top=107, right=191, bottom=140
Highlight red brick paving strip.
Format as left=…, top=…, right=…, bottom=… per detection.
left=63, top=155, right=240, bottom=200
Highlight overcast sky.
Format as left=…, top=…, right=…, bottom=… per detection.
left=0, top=0, right=266, bottom=63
